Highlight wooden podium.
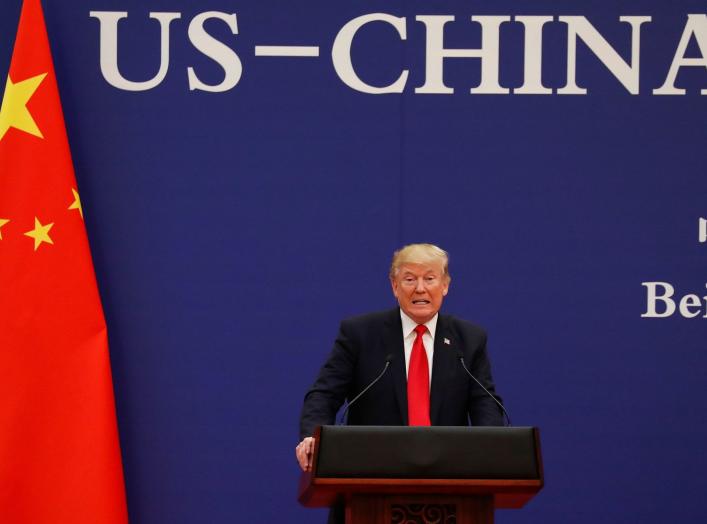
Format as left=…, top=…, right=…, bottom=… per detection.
left=298, top=426, right=543, bottom=524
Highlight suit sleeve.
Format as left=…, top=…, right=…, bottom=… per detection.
left=299, top=320, right=358, bottom=439
left=467, top=331, right=506, bottom=426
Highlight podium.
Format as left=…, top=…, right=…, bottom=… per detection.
left=298, top=426, right=543, bottom=524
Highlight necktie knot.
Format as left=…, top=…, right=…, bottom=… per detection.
left=414, top=324, right=426, bottom=336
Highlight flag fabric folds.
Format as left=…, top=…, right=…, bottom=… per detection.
left=0, top=1, right=128, bottom=522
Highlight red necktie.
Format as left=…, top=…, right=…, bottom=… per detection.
left=408, top=324, right=431, bottom=426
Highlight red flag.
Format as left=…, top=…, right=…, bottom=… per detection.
left=0, top=1, right=129, bottom=522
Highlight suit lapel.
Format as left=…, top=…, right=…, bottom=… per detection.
left=430, top=314, right=454, bottom=425
left=383, top=309, right=408, bottom=425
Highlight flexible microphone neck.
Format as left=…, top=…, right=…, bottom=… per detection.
left=456, top=351, right=512, bottom=427
left=338, top=355, right=394, bottom=425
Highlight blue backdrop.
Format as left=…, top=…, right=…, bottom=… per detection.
left=1, top=1, right=706, bottom=522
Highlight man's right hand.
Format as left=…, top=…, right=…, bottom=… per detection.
left=295, top=437, right=315, bottom=472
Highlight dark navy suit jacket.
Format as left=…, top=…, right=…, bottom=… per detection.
left=299, top=308, right=505, bottom=439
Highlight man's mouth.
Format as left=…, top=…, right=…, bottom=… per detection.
left=412, top=300, right=430, bottom=305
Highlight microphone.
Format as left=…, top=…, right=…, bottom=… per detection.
left=338, top=354, right=394, bottom=425
left=455, top=350, right=512, bottom=427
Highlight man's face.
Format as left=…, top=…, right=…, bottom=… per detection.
left=391, top=262, right=449, bottom=324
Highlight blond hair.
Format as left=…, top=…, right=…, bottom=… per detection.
left=389, top=243, right=450, bottom=281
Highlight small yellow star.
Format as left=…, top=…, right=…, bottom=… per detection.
left=0, top=73, right=47, bottom=141
left=0, top=218, right=9, bottom=239
left=68, top=188, right=83, bottom=219
left=24, top=217, right=54, bottom=251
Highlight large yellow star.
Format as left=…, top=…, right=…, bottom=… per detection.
left=24, top=216, right=54, bottom=251
left=68, top=188, right=83, bottom=219
left=0, top=73, right=47, bottom=141
left=0, top=218, right=9, bottom=239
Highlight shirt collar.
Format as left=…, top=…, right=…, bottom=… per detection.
left=400, top=309, right=438, bottom=340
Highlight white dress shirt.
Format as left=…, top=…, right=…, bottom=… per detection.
left=400, top=309, right=437, bottom=383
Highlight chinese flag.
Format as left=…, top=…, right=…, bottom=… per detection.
left=0, top=1, right=129, bottom=523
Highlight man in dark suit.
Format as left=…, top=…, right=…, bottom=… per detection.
left=295, top=243, right=505, bottom=473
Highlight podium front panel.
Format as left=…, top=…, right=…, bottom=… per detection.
left=315, top=426, right=540, bottom=480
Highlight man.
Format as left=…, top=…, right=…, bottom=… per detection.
left=296, top=243, right=505, bottom=473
